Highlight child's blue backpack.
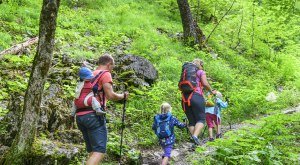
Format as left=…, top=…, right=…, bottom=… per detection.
left=154, top=115, right=173, bottom=139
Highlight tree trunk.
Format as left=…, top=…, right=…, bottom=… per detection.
left=1, top=0, right=60, bottom=164
left=177, top=0, right=205, bottom=46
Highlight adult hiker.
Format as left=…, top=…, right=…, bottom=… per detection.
left=72, top=53, right=129, bottom=165
left=205, top=91, right=228, bottom=141
left=71, top=66, right=106, bottom=116
left=152, top=102, right=186, bottom=165
left=178, top=58, right=216, bottom=145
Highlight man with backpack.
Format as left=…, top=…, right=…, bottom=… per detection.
left=152, top=102, right=186, bottom=165
left=72, top=53, right=128, bottom=165
left=178, top=59, right=217, bottom=145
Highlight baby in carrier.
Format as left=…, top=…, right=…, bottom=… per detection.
left=71, top=67, right=105, bottom=117
left=205, top=91, right=228, bottom=141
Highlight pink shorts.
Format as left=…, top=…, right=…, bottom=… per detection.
left=205, top=113, right=221, bottom=128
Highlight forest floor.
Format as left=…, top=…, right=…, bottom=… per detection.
left=141, top=105, right=300, bottom=165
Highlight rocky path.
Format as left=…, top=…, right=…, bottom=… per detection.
left=141, top=123, right=248, bottom=165
left=141, top=104, right=300, bottom=165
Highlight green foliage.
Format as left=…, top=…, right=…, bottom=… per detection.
left=0, top=32, right=12, bottom=51
left=193, top=112, right=300, bottom=164
left=0, top=107, right=9, bottom=117
left=0, top=0, right=299, bottom=163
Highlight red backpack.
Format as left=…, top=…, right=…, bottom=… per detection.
left=74, top=71, right=108, bottom=112
left=178, top=62, right=202, bottom=109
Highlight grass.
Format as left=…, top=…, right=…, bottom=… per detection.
left=0, top=0, right=299, bottom=163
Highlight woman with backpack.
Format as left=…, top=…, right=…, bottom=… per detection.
left=179, top=59, right=216, bottom=145
left=152, top=102, right=186, bottom=165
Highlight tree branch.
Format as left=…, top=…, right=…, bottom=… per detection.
left=0, top=37, right=38, bottom=58
left=205, top=0, right=236, bottom=44
left=234, top=8, right=243, bottom=49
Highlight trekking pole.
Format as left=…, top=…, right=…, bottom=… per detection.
left=183, top=117, right=194, bottom=142
left=184, top=118, right=190, bottom=136
left=119, top=94, right=127, bottom=165
left=200, top=124, right=207, bottom=139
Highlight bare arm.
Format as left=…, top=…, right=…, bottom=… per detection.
left=200, top=73, right=216, bottom=94
left=103, top=82, right=126, bottom=101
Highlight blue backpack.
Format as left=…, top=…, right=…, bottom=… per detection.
left=154, top=115, right=173, bottom=139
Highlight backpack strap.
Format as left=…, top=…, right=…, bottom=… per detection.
left=90, top=70, right=109, bottom=108
left=155, top=115, right=160, bottom=123
left=90, top=70, right=108, bottom=86
left=182, top=93, right=193, bottom=111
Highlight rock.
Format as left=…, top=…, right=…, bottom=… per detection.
left=0, top=95, right=23, bottom=146
left=0, top=144, right=9, bottom=160
left=171, top=149, right=180, bottom=157
left=38, top=84, right=71, bottom=132
left=53, top=129, right=84, bottom=144
left=277, top=86, right=284, bottom=93
left=111, top=38, right=132, bottom=55
left=115, top=54, right=158, bottom=87
left=265, top=92, right=277, bottom=102
left=283, top=104, right=300, bottom=114
left=29, top=138, right=86, bottom=165
left=61, top=54, right=73, bottom=66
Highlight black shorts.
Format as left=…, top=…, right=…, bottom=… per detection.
left=182, top=92, right=206, bottom=126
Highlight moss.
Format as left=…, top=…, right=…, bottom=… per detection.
left=30, top=138, right=86, bottom=164
left=118, top=70, right=135, bottom=78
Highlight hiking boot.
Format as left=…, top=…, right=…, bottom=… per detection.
left=208, top=138, right=214, bottom=142
left=216, top=133, right=222, bottom=139
left=192, top=136, right=200, bottom=145
left=95, top=108, right=106, bottom=115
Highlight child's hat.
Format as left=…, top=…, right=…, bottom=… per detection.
left=79, top=67, right=94, bottom=80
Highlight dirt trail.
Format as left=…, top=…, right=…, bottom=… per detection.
left=141, top=104, right=300, bottom=165
left=141, top=123, right=248, bottom=165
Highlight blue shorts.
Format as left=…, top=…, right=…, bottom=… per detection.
left=162, top=144, right=173, bottom=158
left=76, top=113, right=107, bottom=153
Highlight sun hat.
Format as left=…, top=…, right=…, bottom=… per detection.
left=79, top=67, right=94, bottom=80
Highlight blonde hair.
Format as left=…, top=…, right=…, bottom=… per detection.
left=192, top=58, right=204, bottom=69
left=160, top=102, right=172, bottom=114
left=216, top=91, right=223, bottom=99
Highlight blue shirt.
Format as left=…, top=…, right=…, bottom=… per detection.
left=205, top=98, right=228, bottom=119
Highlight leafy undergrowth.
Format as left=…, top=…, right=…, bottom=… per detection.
left=190, top=109, right=300, bottom=164
left=0, top=0, right=300, bottom=163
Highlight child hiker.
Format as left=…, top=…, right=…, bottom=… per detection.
left=152, top=102, right=186, bottom=165
left=205, top=91, right=228, bottom=141
left=71, top=67, right=106, bottom=117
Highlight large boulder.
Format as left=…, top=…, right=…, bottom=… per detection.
left=114, top=54, right=158, bottom=88
left=28, top=138, right=85, bottom=165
